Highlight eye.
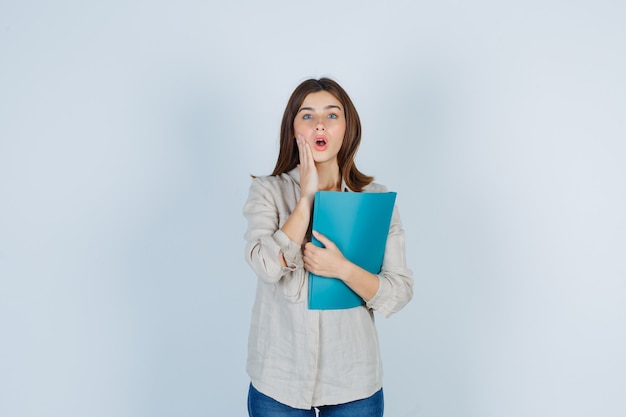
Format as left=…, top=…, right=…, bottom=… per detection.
left=302, top=114, right=313, bottom=120
left=328, top=113, right=338, bottom=119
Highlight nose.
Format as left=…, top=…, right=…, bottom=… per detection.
left=315, top=120, right=326, bottom=132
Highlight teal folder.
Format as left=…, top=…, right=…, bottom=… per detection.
left=307, top=191, right=397, bottom=310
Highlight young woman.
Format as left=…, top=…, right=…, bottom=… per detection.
left=243, top=78, right=413, bottom=416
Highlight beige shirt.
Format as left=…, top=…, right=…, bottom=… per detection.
left=243, top=167, right=413, bottom=409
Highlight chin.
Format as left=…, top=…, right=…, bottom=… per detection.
left=313, top=157, right=338, bottom=166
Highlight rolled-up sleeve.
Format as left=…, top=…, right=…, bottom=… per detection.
left=243, top=177, right=306, bottom=300
left=365, top=205, right=414, bottom=317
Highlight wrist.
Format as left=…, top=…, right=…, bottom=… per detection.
left=338, top=259, right=355, bottom=283
left=297, top=196, right=314, bottom=212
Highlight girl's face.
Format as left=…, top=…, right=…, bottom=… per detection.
left=294, top=91, right=346, bottom=166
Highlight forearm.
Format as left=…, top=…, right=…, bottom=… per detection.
left=363, top=206, right=414, bottom=317
left=338, top=260, right=380, bottom=302
left=278, top=197, right=313, bottom=266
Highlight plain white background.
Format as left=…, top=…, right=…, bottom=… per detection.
left=1, top=1, right=625, bottom=416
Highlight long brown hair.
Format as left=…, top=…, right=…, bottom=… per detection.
left=271, top=78, right=373, bottom=192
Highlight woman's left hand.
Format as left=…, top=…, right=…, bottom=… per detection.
left=303, top=230, right=348, bottom=279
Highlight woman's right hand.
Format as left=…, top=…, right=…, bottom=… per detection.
left=296, top=134, right=318, bottom=204
left=278, top=135, right=318, bottom=253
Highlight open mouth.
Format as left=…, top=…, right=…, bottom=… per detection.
left=314, top=136, right=328, bottom=150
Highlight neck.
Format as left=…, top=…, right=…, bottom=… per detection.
left=316, top=162, right=341, bottom=191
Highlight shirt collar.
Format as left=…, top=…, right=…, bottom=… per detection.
left=287, top=167, right=350, bottom=192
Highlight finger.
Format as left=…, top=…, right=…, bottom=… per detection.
left=303, top=141, right=314, bottom=165
left=300, top=140, right=309, bottom=168
left=303, top=243, right=313, bottom=256
left=296, top=135, right=306, bottom=163
left=312, top=230, right=334, bottom=248
left=296, top=135, right=306, bottom=166
left=295, top=134, right=310, bottom=162
left=304, top=243, right=321, bottom=258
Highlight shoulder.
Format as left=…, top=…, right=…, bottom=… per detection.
left=251, top=170, right=298, bottom=189
left=362, top=181, right=389, bottom=193
left=248, top=169, right=300, bottom=199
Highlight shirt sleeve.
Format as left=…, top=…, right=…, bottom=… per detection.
left=243, top=177, right=307, bottom=301
left=365, top=204, right=414, bottom=318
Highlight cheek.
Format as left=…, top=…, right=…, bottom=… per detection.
left=293, top=120, right=310, bottom=133
left=331, top=119, right=346, bottom=131
left=333, top=124, right=347, bottom=139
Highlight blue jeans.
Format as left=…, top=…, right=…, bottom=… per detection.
left=248, top=383, right=384, bottom=417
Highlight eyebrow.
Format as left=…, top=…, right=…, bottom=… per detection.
left=298, top=105, right=343, bottom=113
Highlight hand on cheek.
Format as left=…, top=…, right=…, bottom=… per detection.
left=296, top=134, right=319, bottom=203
